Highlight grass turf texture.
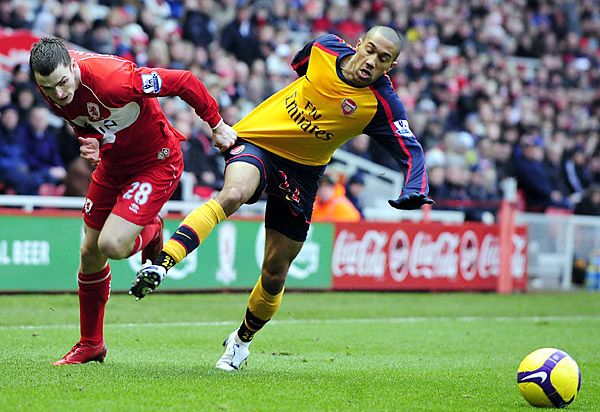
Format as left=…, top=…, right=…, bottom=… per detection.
left=0, top=292, right=598, bottom=411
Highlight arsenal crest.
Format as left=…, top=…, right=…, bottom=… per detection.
left=341, top=98, right=357, bottom=115
left=229, top=145, right=245, bottom=155
left=87, top=102, right=101, bottom=121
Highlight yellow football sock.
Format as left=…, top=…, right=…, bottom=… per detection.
left=247, top=276, right=284, bottom=324
left=163, top=199, right=226, bottom=263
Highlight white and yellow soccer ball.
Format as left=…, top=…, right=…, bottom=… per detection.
left=517, top=348, right=581, bottom=408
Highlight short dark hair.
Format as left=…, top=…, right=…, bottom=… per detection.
left=365, top=26, right=404, bottom=60
left=29, top=37, right=71, bottom=76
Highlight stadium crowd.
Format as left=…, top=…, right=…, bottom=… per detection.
left=0, top=0, right=599, bottom=218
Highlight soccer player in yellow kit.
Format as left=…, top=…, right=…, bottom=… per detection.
left=130, top=26, right=433, bottom=371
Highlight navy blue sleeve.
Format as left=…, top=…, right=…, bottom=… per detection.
left=291, top=34, right=353, bottom=77
left=364, top=78, right=429, bottom=196
left=291, top=39, right=315, bottom=77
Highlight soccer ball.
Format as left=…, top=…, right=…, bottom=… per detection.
left=517, top=348, right=581, bottom=408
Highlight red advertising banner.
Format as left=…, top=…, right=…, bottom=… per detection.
left=332, top=222, right=527, bottom=291
left=0, top=29, right=40, bottom=74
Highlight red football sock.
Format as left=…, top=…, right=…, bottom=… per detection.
left=78, top=265, right=111, bottom=346
left=129, top=215, right=162, bottom=257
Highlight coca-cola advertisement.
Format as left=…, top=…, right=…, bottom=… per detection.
left=332, top=222, right=527, bottom=291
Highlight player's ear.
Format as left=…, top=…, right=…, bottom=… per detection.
left=355, top=38, right=363, bottom=49
left=385, top=61, right=398, bottom=73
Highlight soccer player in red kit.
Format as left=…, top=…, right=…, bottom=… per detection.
left=29, top=37, right=237, bottom=365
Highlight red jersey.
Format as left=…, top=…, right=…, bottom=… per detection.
left=40, top=50, right=222, bottom=176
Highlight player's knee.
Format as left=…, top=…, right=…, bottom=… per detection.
left=80, top=241, right=101, bottom=263
left=218, top=186, right=250, bottom=211
left=97, top=237, right=129, bottom=259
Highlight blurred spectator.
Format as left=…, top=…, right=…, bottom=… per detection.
left=545, top=142, right=579, bottom=208
left=182, top=0, right=216, bottom=48
left=23, top=105, right=66, bottom=195
left=183, top=130, right=225, bottom=193
left=468, top=162, right=501, bottom=219
left=516, top=134, right=570, bottom=212
left=565, top=145, right=592, bottom=196
left=13, top=86, right=37, bottom=120
left=63, top=158, right=93, bottom=197
left=492, top=137, right=517, bottom=183
left=435, top=160, right=477, bottom=219
left=220, top=5, right=263, bottom=65
left=574, top=185, right=600, bottom=216
left=336, top=8, right=366, bottom=44
left=345, top=172, right=366, bottom=218
left=427, top=165, right=445, bottom=201
left=11, top=64, right=32, bottom=92
left=86, top=19, right=115, bottom=55
left=0, top=104, right=50, bottom=195
left=342, top=133, right=372, bottom=161
left=313, top=174, right=361, bottom=222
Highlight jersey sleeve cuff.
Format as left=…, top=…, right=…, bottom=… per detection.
left=209, top=116, right=223, bottom=130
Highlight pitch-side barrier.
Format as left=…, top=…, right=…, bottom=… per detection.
left=2, top=189, right=595, bottom=292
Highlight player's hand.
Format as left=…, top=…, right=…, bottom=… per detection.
left=78, top=137, right=100, bottom=167
left=388, top=193, right=434, bottom=210
left=212, top=122, right=237, bottom=152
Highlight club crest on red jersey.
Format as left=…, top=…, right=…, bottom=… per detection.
left=83, top=198, right=93, bottom=214
left=87, top=102, right=101, bottom=121
left=341, top=98, right=357, bottom=115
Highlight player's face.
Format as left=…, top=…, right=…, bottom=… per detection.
left=351, top=33, right=398, bottom=87
left=34, top=59, right=78, bottom=107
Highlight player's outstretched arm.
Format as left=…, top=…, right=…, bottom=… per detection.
left=388, top=192, right=434, bottom=210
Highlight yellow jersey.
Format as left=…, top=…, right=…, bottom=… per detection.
left=234, top=34, right=428, bottom=195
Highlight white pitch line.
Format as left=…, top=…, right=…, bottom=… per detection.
left=1, top=315, right=599, bottom=331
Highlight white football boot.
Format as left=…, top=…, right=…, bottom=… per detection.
left=215, top=329, right=250, bottom=371
left=129, top=261, right=167, bottom=300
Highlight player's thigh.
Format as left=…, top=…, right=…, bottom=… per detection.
left=216, top=161, right=262, bottom=213
left=111, top=165, right=181, bottom=227
left=221, top=141, right=268, bottom=205
left=263, top=159, right=325, bottom=243
left=83, top=178, right=121, bottom=231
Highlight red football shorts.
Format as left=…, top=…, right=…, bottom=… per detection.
left=83, top=159, right=183, bottom=230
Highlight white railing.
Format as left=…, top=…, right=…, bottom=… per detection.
left=0, top=194, right=266, bottom=217
left=328, top=150, right=403, bottom=208
left=515, top=213, right=600, bottom=290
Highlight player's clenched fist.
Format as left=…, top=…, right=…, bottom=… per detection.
left=78, top=136, right=100, bottom=167
left=212, top=121, right=237, bottom=152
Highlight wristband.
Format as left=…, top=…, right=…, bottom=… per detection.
left=211, top=118, right=224, bottom=131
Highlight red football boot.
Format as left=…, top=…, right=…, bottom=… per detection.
left=53, top=340, right=107, bottom=365
left=141, top=215, right=164, bottom=264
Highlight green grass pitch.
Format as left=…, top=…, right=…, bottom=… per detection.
left=1, top=291, right=598, bottom=411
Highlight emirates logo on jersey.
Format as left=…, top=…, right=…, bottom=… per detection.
left=87, top=102, right=101, bottom=121
left=341, top=98, right=357, bottom=115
